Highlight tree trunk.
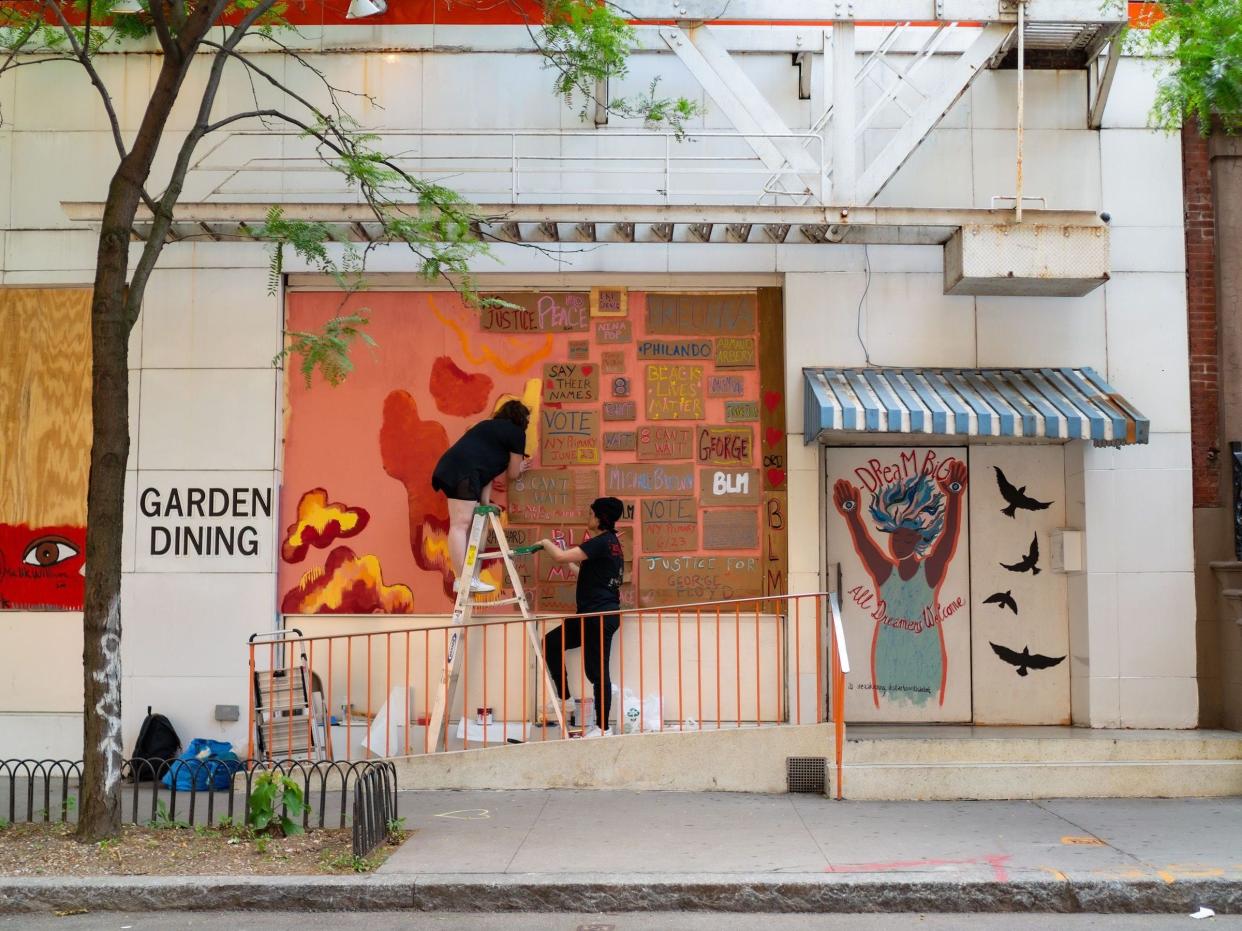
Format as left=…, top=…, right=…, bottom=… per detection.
left=76, top=170, right=143, bottom=842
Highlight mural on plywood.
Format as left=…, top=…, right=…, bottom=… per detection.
left=826, top=447, right=971, bottom=723
left=280, top=290, right=785, bottom=615
left=0, top=289, right=92, bottom=611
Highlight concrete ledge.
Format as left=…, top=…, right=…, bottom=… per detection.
left=1, top=873, right=1239, bottom=914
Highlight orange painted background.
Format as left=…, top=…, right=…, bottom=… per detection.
left=280, top=289, right=778, bottom=615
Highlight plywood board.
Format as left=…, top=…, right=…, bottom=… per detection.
left=714, top=337, right=756, bottom=369
left=595, top=319, right=632, bottom=344
left=605, top=462, right=695, bottom=497
left=638, top=554, right=763, bottom=607
left=645, top=293, right=757, bottom=336
left=639, top=497, right=698, bottom=553
left=542, top=362, right=599, bottom=404
left=703, top=509, right=759, bottom=550
left=636, top=338, right=714, bottom=362
left=645, top=364, right=704, bottom=421
left=590, top=286, right=627, bottom=317
left=700, top=468, right=761, bottom=506
left=757, top=287, right=787, bottom=495
left=480, top=292, right=590, bottom=332
left=636, top=425, right=693, bottom=461
left=508, top=469, right=599, bottom=524
left=540, top=408, right=600, bottom=466
left=696, top=425, right=754, bottom=466
left=762, top=492, right=788, bottom=596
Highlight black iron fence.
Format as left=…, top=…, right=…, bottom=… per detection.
left=0, top=758, right=397, bottom=834
left=351, top=759, right=397, bottom=858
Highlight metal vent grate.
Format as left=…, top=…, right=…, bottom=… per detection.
left=786, top=756, right=827, bottom=794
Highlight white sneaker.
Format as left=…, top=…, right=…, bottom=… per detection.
left=584, top=727, right=613, bottom=738
left=453, top=577, right=496, bottom=594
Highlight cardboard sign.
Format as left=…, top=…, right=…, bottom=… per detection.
left=536, top=527, right=587, bottom=583
left=538, top=581, right=577, bottom=614
left=602, top=351, right=627, bottom=374
left=605, top=462, right=695, bottom=496
left=714, top=337, right=756, bottom=369
left=636, top=339, right=714, bottom=362
left=706, top=375, right=745, bottom=398
left=699, top=468, right=761, bottom=505
left=568, top=340, right=589, bottom=361
left=542, top=362, right=599, bottom=404
left=702, top=509, right=759, bottom=550
left=604, top=431, right=637, bottom=452
left=645, top=293, right=756, bottom=336
left=637, top=554, right=763, bottom=607
left=696, top=425, right=754, bottom=465
left=610, top=375, right=631, bottom=398
left=480, top=292, right=590, bottom=333
left=499, top=525, right=541, bottom=593
left=590, top=286, right=628, bottom=317
left=540, top=408, right=600, bottom=466
left=596, top=319, right=632, bottom=344
left=603, top=401, right=637, bottom=421
left=645, top=364, right=704, bottom=420
left=640, top=497, right=698, bottom=553
left=508, top=469, right=599, bottom=524
left=636, top=425, right=693, bottom=461
left=725, top=401, right=760, bottom=422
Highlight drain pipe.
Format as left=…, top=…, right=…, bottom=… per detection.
left=1015, top=0, right=1026, bottom=222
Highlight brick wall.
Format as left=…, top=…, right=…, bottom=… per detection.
left=1184, top=119, right=1220, bottom=508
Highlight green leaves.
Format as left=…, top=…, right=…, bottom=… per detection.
left=1146, top=0, right=1242, bottom=133
left=247, top=771, right=309, bottom=836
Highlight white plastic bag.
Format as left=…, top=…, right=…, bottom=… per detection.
left=642, top=693, right=663, bottom=732
left=618, top=687, right=642, bottom=734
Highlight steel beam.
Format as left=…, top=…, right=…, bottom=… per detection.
left=830, top=23, right=857, bottom=204
left=622, top=0, right=1124, bottom=25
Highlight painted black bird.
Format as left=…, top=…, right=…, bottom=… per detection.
left=983, top=590, right=1018, bottom=614
left=990, top=642, right=1066, bottom=677
left=993, top=466, right=1052, bottom=518
left=1001, top=532, right=1041, bottom=575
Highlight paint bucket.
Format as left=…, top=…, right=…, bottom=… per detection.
left=475, top=707, right=493, bottom=726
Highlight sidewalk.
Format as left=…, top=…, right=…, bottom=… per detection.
left=2, top=791, right=1240, bottom=914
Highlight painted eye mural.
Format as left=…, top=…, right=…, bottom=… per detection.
left=0, top=524, right=88, bottom=610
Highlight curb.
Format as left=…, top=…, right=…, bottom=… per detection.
left=0, top=874, right=1239, bottom=914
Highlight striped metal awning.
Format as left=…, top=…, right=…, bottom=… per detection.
left=803, top=367, right=1149, bottom=446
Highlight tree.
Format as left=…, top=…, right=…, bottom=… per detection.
left=1146, top=0, right=1242, bottom=133
left=0, top=0, right=695, bottom=841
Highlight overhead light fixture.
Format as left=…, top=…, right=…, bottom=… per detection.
left=346, top=0, right=387, bottom=18
left=111, top=0, right=144, bottom=12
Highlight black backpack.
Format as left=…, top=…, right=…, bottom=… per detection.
left=130, top=707, right=182, bottom=782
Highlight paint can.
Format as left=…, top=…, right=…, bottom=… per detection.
left=475, top=707, right=493, bottom=726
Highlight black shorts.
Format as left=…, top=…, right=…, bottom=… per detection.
left=432, top=471, right=481, bottom=502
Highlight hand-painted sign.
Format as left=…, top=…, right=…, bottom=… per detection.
left=638, top=554, right=762, bottom=607
left=714, top=337, right=756, bottom=369
left=603, top=401, right=637, bottom=421
left=602, top=351, right=627, bottom=374
left=596, top=319, right=632, bottom=344
left=645, top=293, right=756, bottom=336
left=540, top=408, right=600, bottom=466
left=590, top=286, right=628, bottom=317
left=568, top=340, right=589, bottom=361
left=542, top=362, right=598, bottom=403
left=707, top=375, right=745, bottom=398
left=696, top=426, right=753, bottom=465
left=725, top=401, right=760, bottom=422
left=636, top=339, right=714, bottom=361
left=508, top=469, right=599, bottom=524
left=699, top=468, right=761, bottom=505
left=604, top=431, right=638, bottom=452
left=645, top=364, right=704, bottom=420
left=639, top=497, right=698, bottom=552
left=481, top=292, right=590, bottom=333
left=605, top=462, right=695, bottom=496
left=636, top=425, right=693, bottom=461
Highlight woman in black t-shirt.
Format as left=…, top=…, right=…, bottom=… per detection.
left=538, top=497, right=625, bottom=736
left=432, top=400, right=531, bottom=594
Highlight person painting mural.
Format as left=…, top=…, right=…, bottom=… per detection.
left=431, top=400, right=532, bottom=593
left=537, top=497, right=626, bottom=737
left=832, top=461, right=967, bottom=708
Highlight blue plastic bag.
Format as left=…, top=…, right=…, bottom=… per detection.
left=161, top=738, right=243, bottom=791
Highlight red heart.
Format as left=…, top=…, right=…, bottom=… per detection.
left=581, top=365, right=593, bottom=376
left=546, top=379, right=555, bottom=389
left=766, top=467, right=786, bottom=487
left=763, top=390, right=782, bottom=413
left=765, top=427, right=783, bottom=448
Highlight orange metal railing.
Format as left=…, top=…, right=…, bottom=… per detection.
left=247, top=592, right=849, bottom=792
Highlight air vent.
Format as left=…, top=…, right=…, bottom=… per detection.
left=786, top=756, right=827, bottom=794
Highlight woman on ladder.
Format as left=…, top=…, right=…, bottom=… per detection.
left=431, top=400, right=532, bottom=594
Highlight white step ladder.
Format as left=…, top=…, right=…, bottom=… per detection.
left=425, top=505, right=568, bottom=750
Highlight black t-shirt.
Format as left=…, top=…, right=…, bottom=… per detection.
left=434, top=419, right=526, bottom=491
left=576, top=530, right=624, bottom=614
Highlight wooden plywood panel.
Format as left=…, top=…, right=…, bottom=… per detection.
left=0, top=289, right=92, bottom=526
